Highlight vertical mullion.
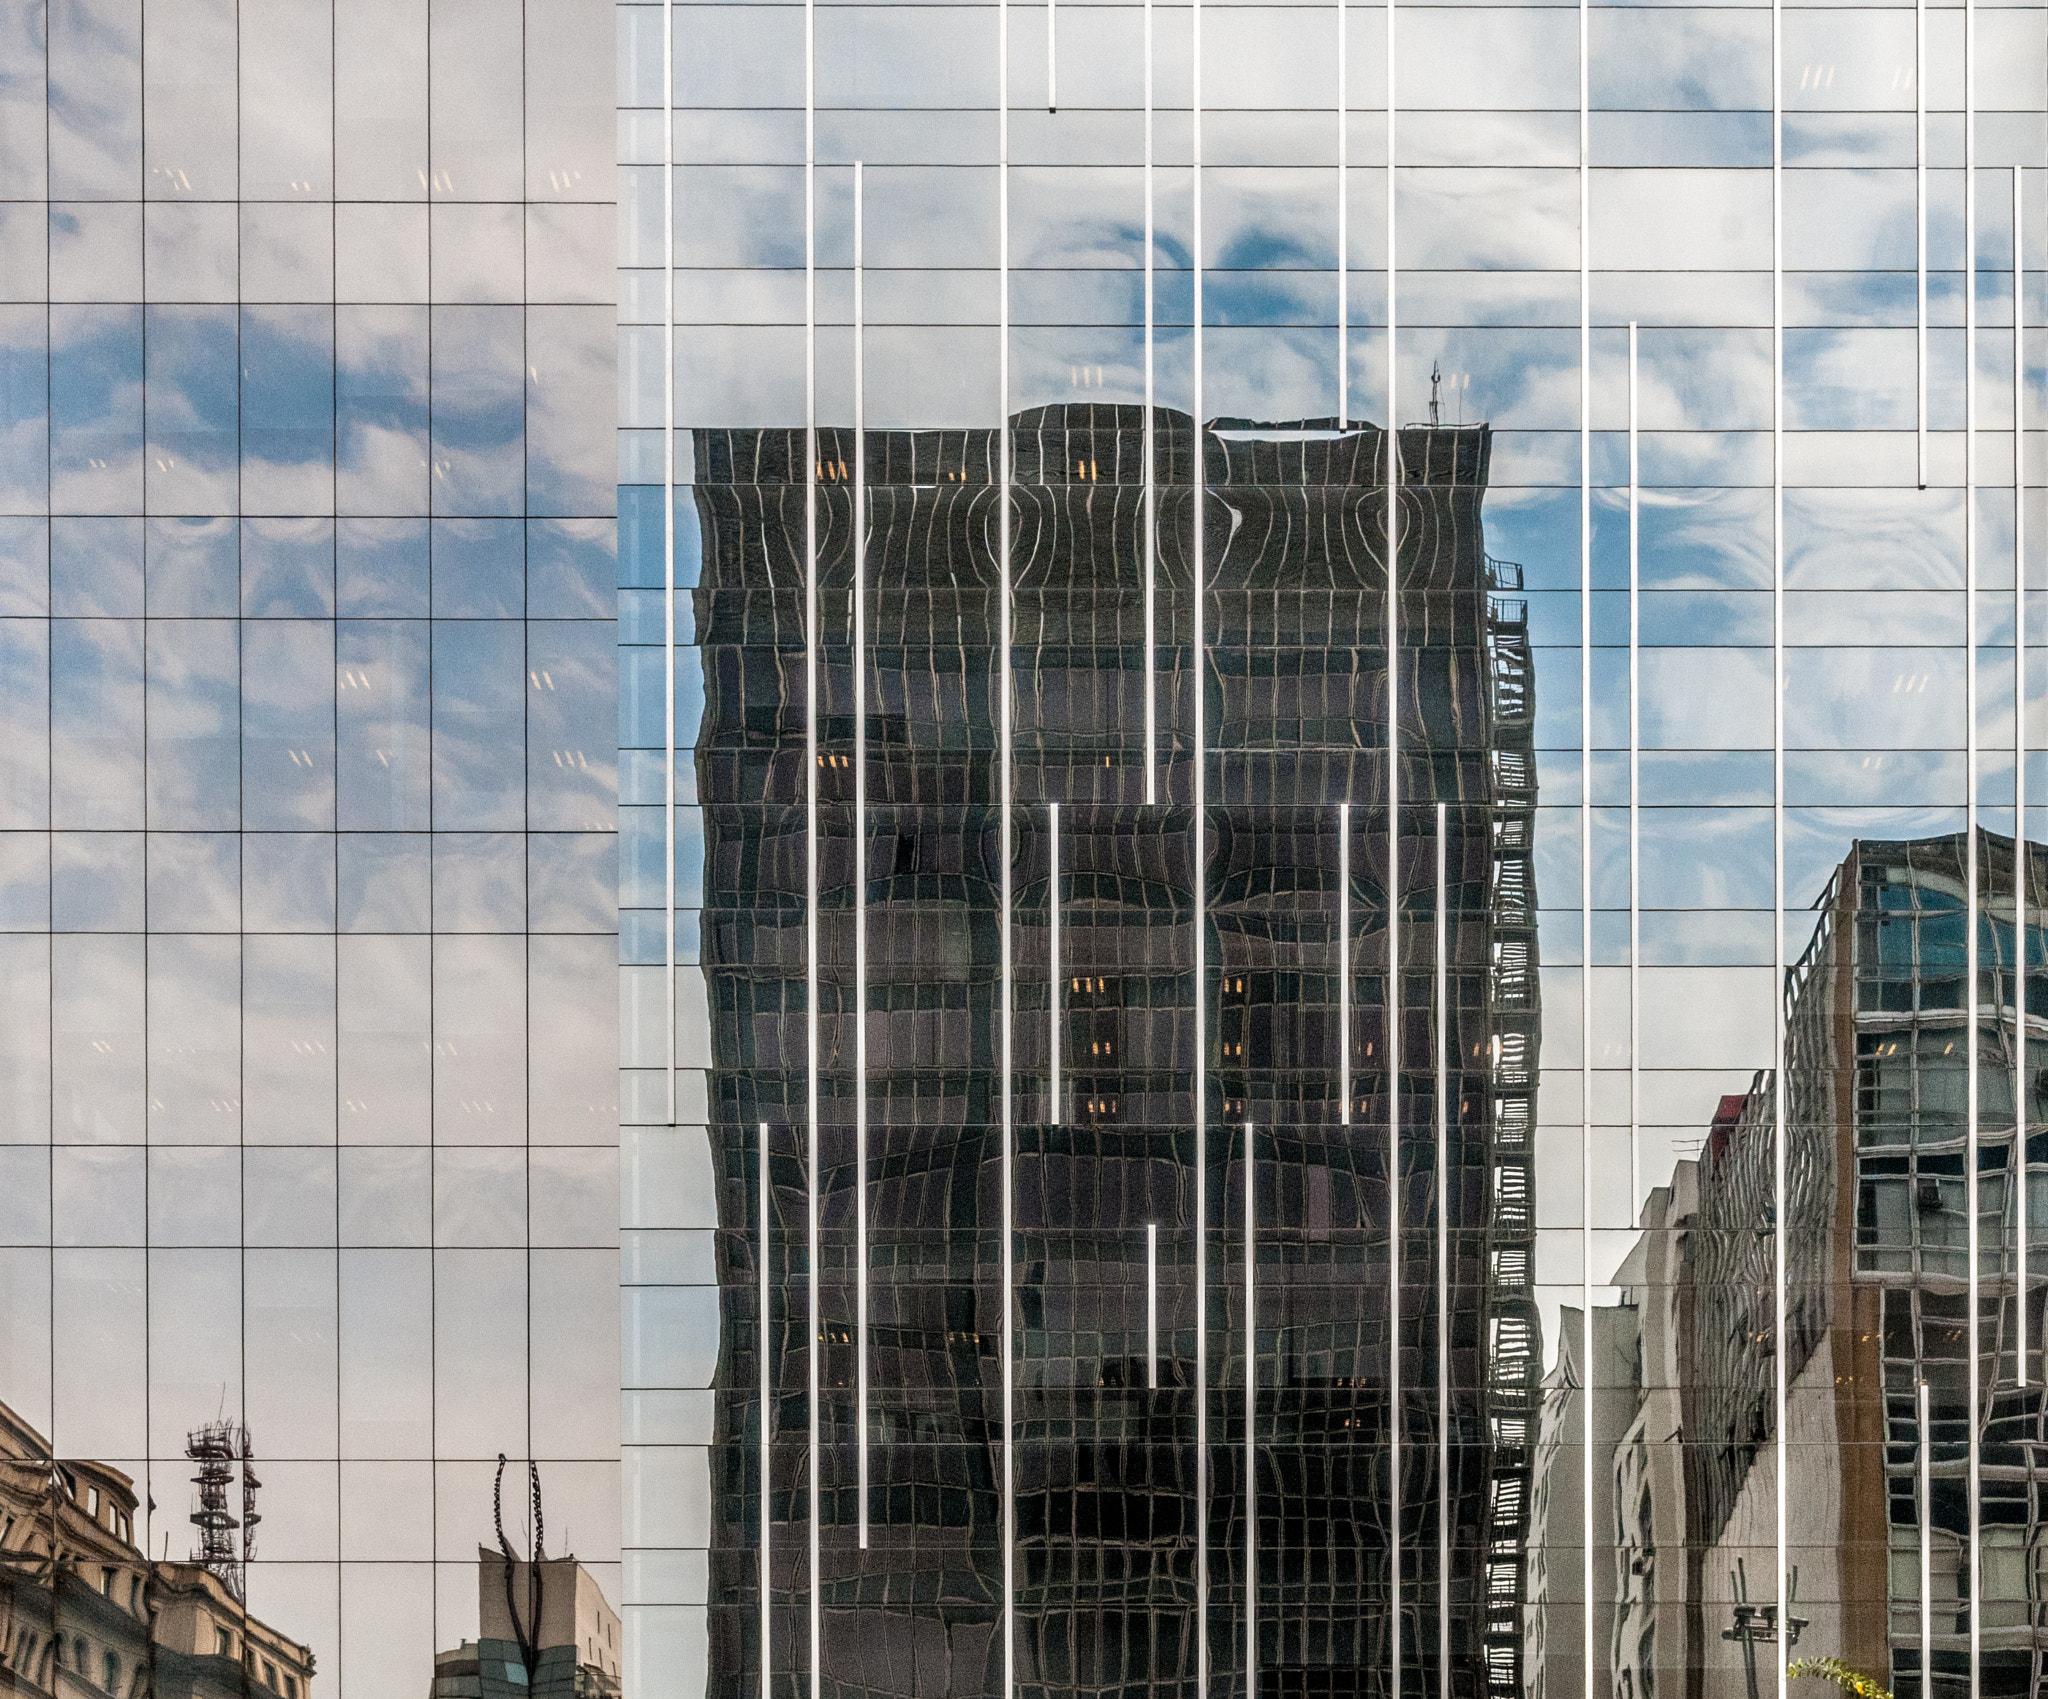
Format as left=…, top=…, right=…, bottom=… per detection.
left=1628, top=323, right=1640, bottom=1225
left=802, top=0, right=822, bottom=1671
left=1434, top=803, right=1449, bottom=1699
left=1148, top=1221, right=1159, bottom=1390
left=1770, top=0, right=1789, bottom=1671
left=1192, top=0, right=1210, bottom=1675
left=806, top=0, right=823, bottom=1678
left=1336, top=0, right=1346, bottom=425
left=998, top=0, right=1016, bottom=1682
left=1047, top=0, right=1056, bottom=110
left=808, top=1028, right=821, bottom=1666
left=1917, top=0, right=1928, bottom=489
left=1920, top=1376, right=1934, bottom=1691
left=1964, top=0, right=1981, bottom=1682
left=1142, top=0, right=1155, bottom=804
left=1384, top=0, right=1400, bottom=1679
left=760, top=1121, right=773, bottom=1699
left=853, top=160, right=870, bottom=1554
left=1244, top=1119, right=1255, bottom=1699
left=1050, top=803, right=1060, bottom=1125
left=1576, top=0, right=1594, bottom=1680
left=2016, top=163, right=2029, bottom=1390
left=1340, top=802, right=1351, bottom=1126
left=662, top=0, right=676, bottom=1129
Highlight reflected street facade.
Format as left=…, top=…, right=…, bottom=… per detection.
left=1590, top=834, right=2048, bottom=1699
left=0, top=0, right=2044, bottom=1694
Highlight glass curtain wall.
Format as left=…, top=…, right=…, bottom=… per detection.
left=0, top=3, right=620, bottom=1696
left=627, top=0, right=2047, bottom=1695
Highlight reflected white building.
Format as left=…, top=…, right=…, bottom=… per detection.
left=1587, top=835, right=2048, bottom=1699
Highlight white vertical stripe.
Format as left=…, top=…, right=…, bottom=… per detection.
left=1628, top=323, right=1640, bottom=1227
left=1920, top=1378, right=1933, bottom=1691
left=1434, top=802, right=1448, bottom=1699
left=1050, top=803, right=1060, bottom=1125
left=2017, top=163, right=2029, bottom=1390
left=854, top=159, right=870, bottom=1554
left=1384, top=0, right=1400, bottom=1675
left=761, top=1122, right=773, bottom=1699
left=1335, top=0, right=1346, bottom=425
left=1340, top=802, right=1351, bottom=1126
left=1964, top=1, right=1981, bottom=1684
left=663, top=0, right=677, bottom=1129
left=1916, top=0, right=1928, bottom=489
left=1046, top=0, right=1056, bottom=110
left=1148, top=1221, right=1159, bottom=1391
left=1577, top=0, right=1593, bottom=1679
left=807, top=1110, right=821, bottom=1696
left=1244, top=1120, right=1256, bottom=1699
left=1142, top=0, right=1156, bottom=805
left=1193, top=0, right=1210, bottom=1679
left=998, top=0, right=1016, bottom=1682
left=803, top=0, right=822, bottom=1684
left=1770, top=0, right=1788, bottom=1671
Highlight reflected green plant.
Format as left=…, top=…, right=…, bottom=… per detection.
left=1787, top=1656, right=1894, bottom=1699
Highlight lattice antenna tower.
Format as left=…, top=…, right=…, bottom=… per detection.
left=187, top=1419, right=257, bottom=1602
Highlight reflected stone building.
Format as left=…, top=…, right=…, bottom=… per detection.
left=1596, top=834, right=2047, bottom=1699
left=0, top=1397, right=315, bottom=1699
left=690, top=406, right=1541, bottom=1699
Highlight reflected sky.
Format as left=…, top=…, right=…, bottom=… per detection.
left=0, top=0, right=2041, bottom=1689
left=0, top=0, right=620, bottom=1690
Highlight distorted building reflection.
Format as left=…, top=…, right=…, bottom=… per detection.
left=0, top=1396, right=314, bottom=1699
left=690, top=404, right=1542, bottom=1698
left=1575, top=833, right=2044, bottom=1699
left=427, top=1549, right=624, bottom=1699
left=1525, top=1303, right=1637, bottom=1699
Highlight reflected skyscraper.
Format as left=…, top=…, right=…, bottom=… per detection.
left=689, top=406, right=1541, bottom=1698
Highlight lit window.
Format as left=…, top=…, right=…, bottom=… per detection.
left=86, top=1485, right=99, bottom=1518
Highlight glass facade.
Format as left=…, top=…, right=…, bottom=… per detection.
left=665, top=411, right=1538, bottom=1698
left=0, top=0, right=2045, bottom=1695
left=0, top=1, right=621, bottom=1695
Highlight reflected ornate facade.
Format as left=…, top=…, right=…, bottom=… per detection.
left=0, top=1395, right=314, bottom=1699
left=689, top=406, right=1540, bottom=1698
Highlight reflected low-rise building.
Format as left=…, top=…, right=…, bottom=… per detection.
left=428, top=1549, right=623, bottom=1699
left=1524, top=1303, right=1637, bottom=1699
left=0, top=1398, right=313, bottom=1699
left=1596, top=833, right=2047, bottom=1699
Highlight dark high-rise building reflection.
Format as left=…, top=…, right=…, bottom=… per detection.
left=690, top=406, right=1542, bottom=1698
left=1547, top=833, right=2045, bottom=1699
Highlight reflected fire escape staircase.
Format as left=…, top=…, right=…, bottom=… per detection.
left=1480, top=558, right=1540, bottom=1699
